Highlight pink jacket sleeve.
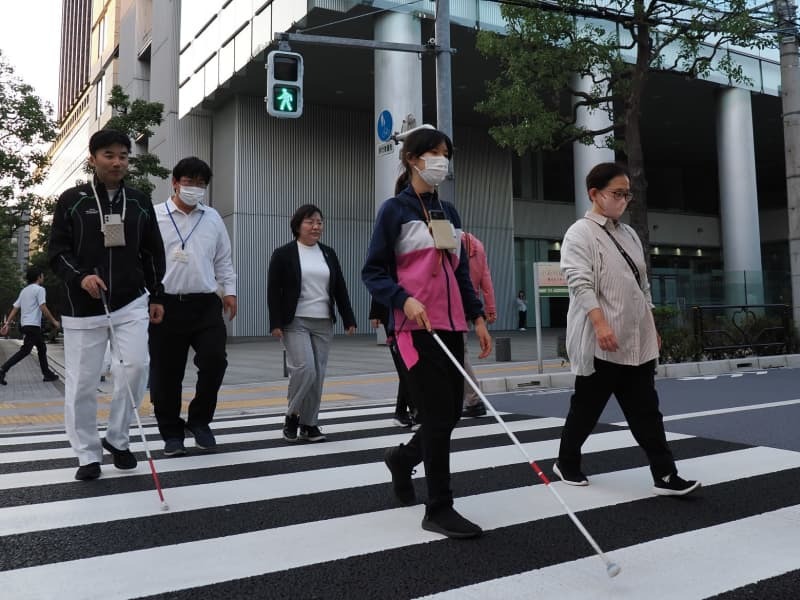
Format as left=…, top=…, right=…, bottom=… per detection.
left=464, top=233, right=497, bottom=316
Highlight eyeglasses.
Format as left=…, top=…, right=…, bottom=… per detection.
left=605, top=189, right=634, bottom=202
left=302, top=219, right=324, bottom=227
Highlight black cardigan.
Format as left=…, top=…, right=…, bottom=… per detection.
left=267, top=240, right=357, bottom=332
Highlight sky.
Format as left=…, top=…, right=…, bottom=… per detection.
left=0, top=1, right=63, bottom=110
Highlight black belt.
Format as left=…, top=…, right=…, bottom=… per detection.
left=162, top=292, right=218, bottom=302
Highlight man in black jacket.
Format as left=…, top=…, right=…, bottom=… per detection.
left=48, top=129, right=166, bottom=481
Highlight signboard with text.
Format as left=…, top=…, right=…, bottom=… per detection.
left=535, top=262, right=568, bottom=297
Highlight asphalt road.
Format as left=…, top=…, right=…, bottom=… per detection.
left=491, top=367, right=800, bottom=452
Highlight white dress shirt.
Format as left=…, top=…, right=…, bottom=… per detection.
left=154, top=198, right=237, bottom=297
left=14, top=283, right=46, bottom=327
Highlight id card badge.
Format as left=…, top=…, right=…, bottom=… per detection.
left=172, top=248, right=190, bottom=263
left=103, top=214, right=126, bottom=247
left=428, top=218, right=458, bottom=250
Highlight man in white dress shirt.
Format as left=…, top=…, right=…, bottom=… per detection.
left=150, top=157, right=237, bottom=456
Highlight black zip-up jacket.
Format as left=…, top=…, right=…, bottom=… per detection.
left=48, top=179, right=166, bottom=317
left=267, top=240, right=357, bottom=332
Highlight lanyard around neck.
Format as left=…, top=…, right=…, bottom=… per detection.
left=167, top=200, right=205, bottom=250
left=90, top=180, right=127, bottom=221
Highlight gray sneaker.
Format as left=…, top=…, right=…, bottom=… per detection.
left=163, top=438, right=186, bottom=457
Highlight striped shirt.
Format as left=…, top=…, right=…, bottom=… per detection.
left=560, top=211, right=659, bottom=376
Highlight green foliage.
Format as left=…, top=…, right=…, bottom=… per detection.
left=0, top=50, right=56, bottom=319
left=99, top=85, right=169, bottom=198
left=476, top=1, right=775, bottom=255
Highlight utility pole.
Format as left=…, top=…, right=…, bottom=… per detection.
left=776, top=0, right=800, bottom=331
left=435, top=0, right=455, bottom=202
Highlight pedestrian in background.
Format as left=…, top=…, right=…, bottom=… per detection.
left=0, top=267, right=61, bottom=384
left=516, top=290, right=527, bottom=331
left=370, top=298, right=417, bottom=428
left=461, top=231, right=496, bottom=418
left=268, top=204, right=357, bottom=443
left=149, top=157, right=237, bottom=457
left=363, top=126, right=491, bottom=539
left=555, top=161, right=700, bottom=496
left=48, top=129, right=165, bottom=481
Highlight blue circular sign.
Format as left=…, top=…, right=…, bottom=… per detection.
left=377, top=110, right=393, bottom=142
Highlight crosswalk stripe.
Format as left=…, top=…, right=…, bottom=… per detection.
left=419, top=505, right=800, bottom=599
left=0, top=447, right=797, bottom=599
left=0, top=404, right=798, bottom=598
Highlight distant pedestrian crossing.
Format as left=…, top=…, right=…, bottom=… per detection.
left=0, top=403, right=798, bottom=599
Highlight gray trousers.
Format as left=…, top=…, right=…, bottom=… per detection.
left=462, top=333, right=480, bottom=407
left=283, top=316, right=333, bottom=426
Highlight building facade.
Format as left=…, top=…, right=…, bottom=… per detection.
left=39, top=0, right=791, bottom=336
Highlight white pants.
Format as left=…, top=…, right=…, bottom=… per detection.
left=63, top=301, right=150, bottom=465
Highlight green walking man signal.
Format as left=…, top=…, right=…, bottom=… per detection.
left=266, top=50, right=303, bottom=118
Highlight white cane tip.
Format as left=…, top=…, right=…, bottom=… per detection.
left=606, top=563, right=621, bottom=578
left=160, top=502, right=170, bottom=512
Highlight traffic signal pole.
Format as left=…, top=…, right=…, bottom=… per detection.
left=776, top=0, right=800, bottom=331
left=435, top=0, right=456, bottom=201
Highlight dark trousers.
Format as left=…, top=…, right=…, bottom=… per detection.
left=558, top=358, right=676, bottom=480
left=149, top=294, right=228, bottom=440
left=518, top=311, right=527, bottom=329
left=388, top=339, right=415, bottom=416
left=1, top=326, right=52, bottom=376
left=396, top=330, right=464, bottom=513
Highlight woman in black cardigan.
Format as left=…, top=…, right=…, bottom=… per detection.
left=267, top=204, right=357, bottom=442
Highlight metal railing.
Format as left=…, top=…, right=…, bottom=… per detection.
left=692, top=304, right=791, bottom=357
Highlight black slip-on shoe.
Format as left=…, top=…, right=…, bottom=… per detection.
left=75, top=462, right=101, bottom=480
left=553, top=462, right=589, bottom=486
left=186, top=424, right=217, bottom=450
left=101, top=438, right=137, bottom=470
left=422, top=507, right=483, bottom=539
left=384, top=445, right=416, bottom=505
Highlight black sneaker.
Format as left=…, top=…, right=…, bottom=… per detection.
left=653, top=473, right=701, bottom=496
left=283, top=414, right=300, bottom=443
left=462, top=403, right=487, bottom=418
left=186, top=424, right=217, bottom=450
left=299, top=424, right=326, bottom=442
left=43, top=372, right=59, bottom=382
left=384, top=445, right=416, bottom=505
left=75, top=462, right=101, bottom=480
left=553, top=462, right=589, bottom=486
left=101, top=438, right=137, bottom=470
left=163, top=438, right=186, bottom=457
left=422, top=507, right=483, bottom=539
left=392, top=412, right=413, bottom=428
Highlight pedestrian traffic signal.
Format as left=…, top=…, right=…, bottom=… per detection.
left=266, top=50, right=303, bottom=118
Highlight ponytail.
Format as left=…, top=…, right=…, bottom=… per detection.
left=394, top=167, right=412, bottom=195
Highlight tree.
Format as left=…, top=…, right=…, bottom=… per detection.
left=101, top=85, right=170, bottom=198
left=0, top=50, right=56, bottom=315
left=477, top=0, right=774, bottom=258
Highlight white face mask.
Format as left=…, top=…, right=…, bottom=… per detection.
left=178, top=185, right=206, bottom=206
left=414, top=154, right=449, bottom=187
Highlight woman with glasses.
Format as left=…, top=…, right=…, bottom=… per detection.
left=267, top=204, right=357, bottom=443
left=554, top=162, right=701, bottom=497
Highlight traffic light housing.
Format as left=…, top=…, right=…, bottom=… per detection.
left=266, top=50, right=303, bottom=118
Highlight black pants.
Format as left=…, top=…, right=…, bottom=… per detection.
left=518, top=311, right=527, bottom=329
left=1, top=326, right=52, bottom=376
left=395, top=330, right=464, bottom=513
left=558, top=358, right=676, bottom=480
left=149, top=294, right=228, bottom=440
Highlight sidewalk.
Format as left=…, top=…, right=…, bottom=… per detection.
left=0, top=329, right=566, bottom=431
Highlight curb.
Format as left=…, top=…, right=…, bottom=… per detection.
left=473, top=354, right=800, bottom=394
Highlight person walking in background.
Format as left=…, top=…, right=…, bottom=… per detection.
left=461, top=231, right=496, bottom=418
left=516, top=290, right=527, bottom=331
left=370, top=298, right=417, bottom=428
left=48, top=129, right=165, bottom=481
left=0, top=267, right=61, bottom=384
left=268, top=204, right=357, bottom=444
left=363, top=126, right=491, bottom=539
left=555, top=161, right=700, bottom=496
left=149, top=157, right=237, bottom=457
